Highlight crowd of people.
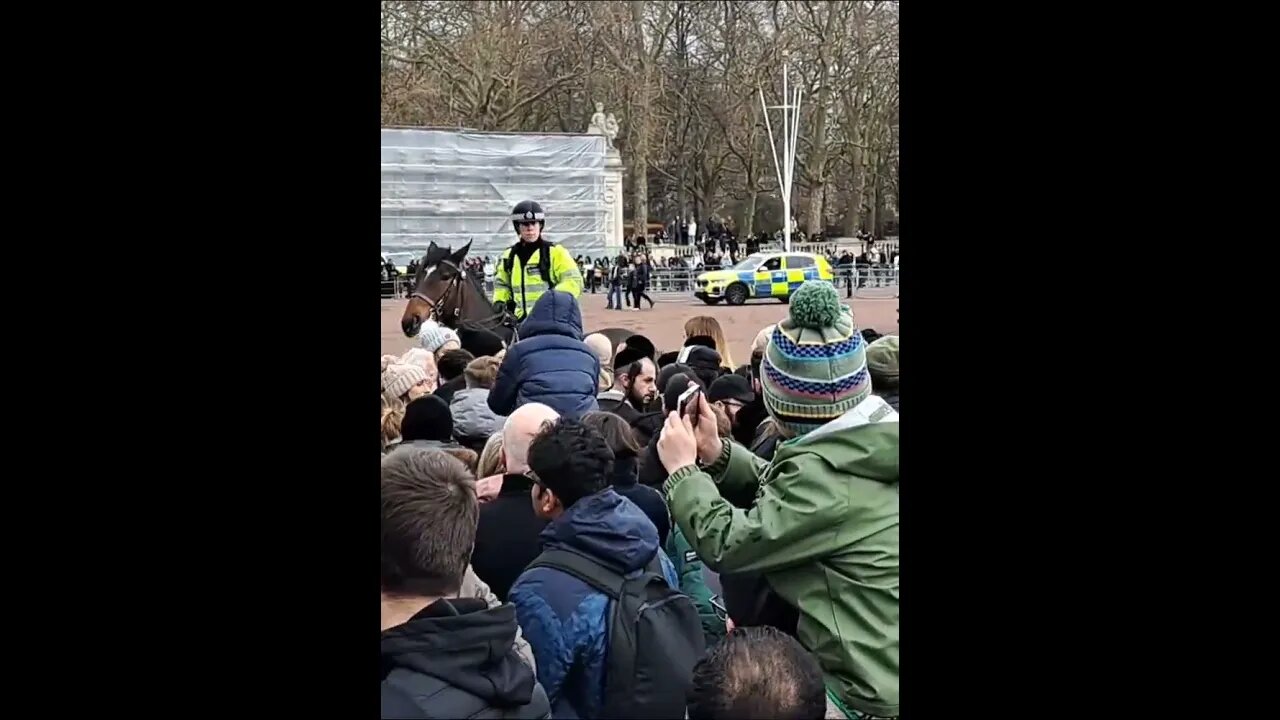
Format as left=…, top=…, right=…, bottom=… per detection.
left=385, top=235, right=898, bottom=304
left=381, top=280, right=899, bottom=719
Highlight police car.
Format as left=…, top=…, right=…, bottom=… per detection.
left=694, top=251, right=835, bottom=305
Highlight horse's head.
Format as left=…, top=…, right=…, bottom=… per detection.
left=401, top=240, right=473, bottom=337
left=399, top=238, right=476, bottom=333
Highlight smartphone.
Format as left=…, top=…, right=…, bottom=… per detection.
left=709, top=594, right=728, bottom=621
left=677, top=384, right=702, bottom=429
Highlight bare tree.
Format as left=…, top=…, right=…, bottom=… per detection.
left=588, top=1, right=678, bottom=236
left=380, top=0, right=897, bottom=240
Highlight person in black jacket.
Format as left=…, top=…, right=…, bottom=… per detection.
left=629, top=252, right=655, bottom=309
left=582, top=411, right=669, bottom=546
left=381, top=448, right=551, bottom=719
left=433, top=349, right=475, bottom=404
left=471, top=403, right=558, bottom=602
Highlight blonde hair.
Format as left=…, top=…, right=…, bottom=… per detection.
left=381, top=395, right=406, bottom=449
left=478, top=432, right=506, bottom=478
left=583, top=334, right=615, bottom=392
left=684, top=316, right=735, bottom=369
left=752, top=324, right=776, bottom=356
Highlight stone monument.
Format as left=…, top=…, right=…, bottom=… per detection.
left=588, top=102, right=607, bottom=138
left=590, top=102, right=624, bottom=251
left=603, top=113, right=619, bottom=148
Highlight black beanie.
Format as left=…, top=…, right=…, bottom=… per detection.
left=657, top=362, right=697, bottom=393
left=663, top=373, right=697, bottom=413
left=683, top=346, right=724, bottom=387
left=684, top=334, right=718, bottom=351
left=401, top=395, right=454, bottom=442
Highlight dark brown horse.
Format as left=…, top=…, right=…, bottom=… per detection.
left=399, top=241, right=507, bottom=338
left=400, top=240, right=642, bottom=356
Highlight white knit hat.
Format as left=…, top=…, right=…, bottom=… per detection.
left=398, top=348, right=435, bottom=370
left=417, top=321, right=460, bottom=354
left=382, top=363, right=429, bottom=401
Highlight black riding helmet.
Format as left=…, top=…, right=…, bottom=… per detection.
left=510, top=200, right=545, bottom=233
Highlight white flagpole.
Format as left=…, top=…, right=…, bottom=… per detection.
left=782, top=57, right=791, bottom=252
left=760, top=53, right=803, bottom=253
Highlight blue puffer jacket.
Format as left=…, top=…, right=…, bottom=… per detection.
left=488, top=290, right=600, bottom=419
left=509, top=489, right=679, bottom=720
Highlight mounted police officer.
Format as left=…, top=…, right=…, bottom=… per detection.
left=493, top=200, right=583, bottom=320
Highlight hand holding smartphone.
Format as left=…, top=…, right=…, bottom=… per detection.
left=677, top=384, right=702, bottom=429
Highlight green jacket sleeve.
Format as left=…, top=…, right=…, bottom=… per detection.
left=709, top=440, right=771, bottom=509
left=550, top=246, right=583, bottom=297
left=665, top=527, right=726, bottom=645
left=664, top=451, right=848, bottom=576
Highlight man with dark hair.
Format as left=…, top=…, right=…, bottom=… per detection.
left=381, top=449, right=551, bottom=719
left=687, top=627, right=827, bottom=720
left=509, top=418, right=681, bottom=719
left=707, top=374, right=755, bottom=435
left=433, top=348, right=475, bottom=404
left=596, top=351, right=656, bottom=423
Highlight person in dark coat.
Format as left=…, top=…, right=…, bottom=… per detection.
left=629, top=252, right=655, bottom=309
left=391, top=395, right=464, bottom=454
left=595, top=348, right=656, bottom=425
left=381, top=448, right=551, bottom=720
left=582, top=411, right=669, bottom=546
left=471, top=404, right=555, bottom=602
left=433, top=349, right=475, bottom=404
left=637, top=372, right=702, bottom=488
left=489, top=290, right=599, bottom=419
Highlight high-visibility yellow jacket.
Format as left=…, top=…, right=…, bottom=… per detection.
left=493, top=241, right=583, bottom=319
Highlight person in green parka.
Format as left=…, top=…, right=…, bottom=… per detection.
left=665, top=524, right=727, bottom=646
left=657, top=280, right=899, bottom=720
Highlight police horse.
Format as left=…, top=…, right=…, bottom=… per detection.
left=399, top=241, right=634, bottom=354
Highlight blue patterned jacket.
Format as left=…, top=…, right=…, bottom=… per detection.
left=509, top=489, right=678, bottom=719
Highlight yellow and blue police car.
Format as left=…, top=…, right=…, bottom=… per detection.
left=694, top=251, right=835, bottom=305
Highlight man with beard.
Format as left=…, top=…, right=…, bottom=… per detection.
left=596, top=345, right=657, bottom=424
left=706, top=374, right=756, bottom=440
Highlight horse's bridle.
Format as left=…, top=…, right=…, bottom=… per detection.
left=410, top=257, right=518, bottom=340
left=411, top=259, right=467, bottom=323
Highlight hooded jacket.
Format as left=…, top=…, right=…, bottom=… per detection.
left=488, top=290, right=600, bottom=419
left=663, top=395, right=900, bottom=718
left=508, top=488, right=679, bottom=719
left=451, top=388, right=505, bottom=442
left=381, top=597, right=551, bottom=719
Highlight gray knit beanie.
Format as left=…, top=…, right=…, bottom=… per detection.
left=382, top=363, right=429, bottom=402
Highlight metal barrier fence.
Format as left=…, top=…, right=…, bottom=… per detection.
left=381, top=264, right=898, bottom=301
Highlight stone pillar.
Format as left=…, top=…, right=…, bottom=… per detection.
left=604, top=148, right=625, bottom=256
